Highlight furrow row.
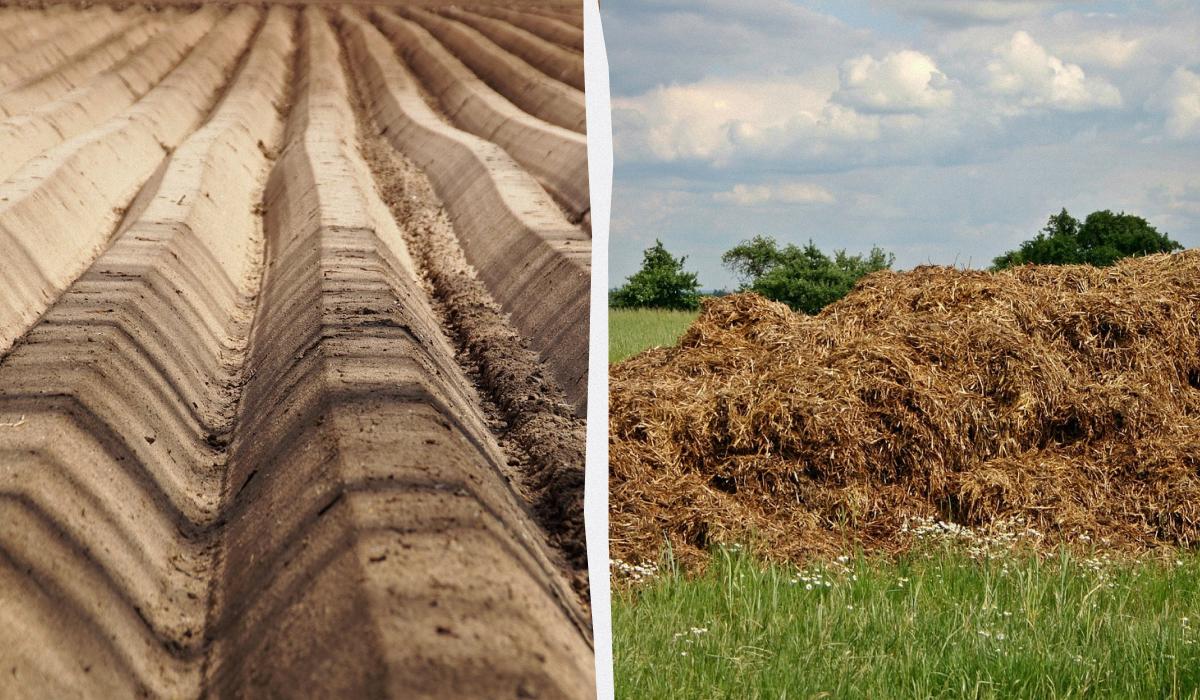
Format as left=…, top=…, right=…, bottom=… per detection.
left=204, top=9, right=591, bottom=696
left=0, top=7, right=136, bottom=88
left=464, top=4, right=584, bottom=54
left=339, top=8, right=591, bottom=413
left=393, top=4, right=585, bottom=133
left=0, top=3, right=593, bottom=696
left=0, top=7, right=292, bottom=696
left=510, top=4, right=583, bottom=28
left=0, top=5, right=100, bottom=58
left=373, top=8, right=589, bottom=222
left=0, top=6, right=257, bottom=356
left=0, top=8, right=221, bottom=182
left=0, top=10, right=166, bottom=119
left=440, top=6, right=584, bottom=91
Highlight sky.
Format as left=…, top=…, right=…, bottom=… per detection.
left=600, top=0, right=1200, bottom=290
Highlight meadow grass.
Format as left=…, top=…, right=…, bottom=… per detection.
left=609, top=307, right=699, bottom=363
left=613, top=545, right=1200, bottom=699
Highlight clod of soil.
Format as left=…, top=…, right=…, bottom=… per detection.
left=610, top=251, right=1200, bottom=567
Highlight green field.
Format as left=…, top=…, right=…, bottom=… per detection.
left=608, top=307, right=699, bottom=363
left=614, top=546, right=1200, bottom=699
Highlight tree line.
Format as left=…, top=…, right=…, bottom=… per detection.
left=611, top=209, right=1184, bottom=312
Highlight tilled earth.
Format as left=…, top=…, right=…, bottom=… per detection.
left=0, top=3, right=592, bottom=697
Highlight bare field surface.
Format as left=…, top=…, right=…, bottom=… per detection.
left=0, top=3, right=591, bottom=697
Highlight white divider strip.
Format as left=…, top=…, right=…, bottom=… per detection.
left=583, top=0, right=614, bottom=697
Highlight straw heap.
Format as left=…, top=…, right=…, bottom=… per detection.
left=610, top=251, right=1200, bottom=566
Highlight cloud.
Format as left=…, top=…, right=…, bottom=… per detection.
left=1146, top=183, right=1200, bottom=217
left=879, top=0, right=1069, bottom=25
left=612, top=78, right=881, bottom=165
left=1054, top=32, right=1141, bottom=69
left=835, top=50, right=953, bottom=113
left=602, top=0, right=869, bottom=95
left=604, top=0, right=1200, bottom=290
left=1150, top=67, right=1200, bottom=139
left=986, top=31, right=1122, bottom=111
left=713, top=182, right=836, bottom=206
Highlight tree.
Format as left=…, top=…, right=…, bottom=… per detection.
left=992, top=208, right=1182, bottom=270
left=721, top=234, right=780, bottom=284
left=611, top=239, right=702, bottom=310
left=722, top=236, right=893, bottom=314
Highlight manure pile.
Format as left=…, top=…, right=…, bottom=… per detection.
left=610, top=252, right=1200, bottom=566
left=0, top=3, right=591, bottom=697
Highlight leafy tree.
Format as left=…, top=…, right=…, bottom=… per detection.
left=721, top=235, right=780, bottom=283
left=722, top=236, right=893, bottom=314
left=611, top=239, right=702, bottom=310
left=992, top=208, right=1182, bottom=270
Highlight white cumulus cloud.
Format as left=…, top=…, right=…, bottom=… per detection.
left=1150, top=67, right=1200, bottom=139
left=713, top=182, right=836, bottom=206
left=986, top=31, right=1122, bottom=111
left=1054, top=31, right=1141, bottom=69
left=835, top=50, right=954, bottom=113
left=612, top=78, right=881, bottom=165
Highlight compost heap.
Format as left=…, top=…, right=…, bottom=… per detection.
left=610, top=251, right=1200, bottom=566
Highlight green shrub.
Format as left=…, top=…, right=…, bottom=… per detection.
left=722, top=235, right=893, bottom=314
left=611, top=240, right=702, bottom=310
left=992, top=208, right=1182, bottom=270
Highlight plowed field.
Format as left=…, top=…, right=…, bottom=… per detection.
left=0, top=3, right=592, bottom=697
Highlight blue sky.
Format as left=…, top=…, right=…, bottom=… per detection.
left=601, top=0, right=1200, bottom=290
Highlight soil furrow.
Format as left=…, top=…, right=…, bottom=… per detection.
left=0, top=2, right=594, bottom=695
left=203, top=10, right=592, bottom=697
left=345, top=58, right=589, bottom=581
left=0, top=9, right=166, bottom=118
left=0, top=8, right=221, bottom=181
left=372, top=8, right=589, bottom=223
left=505, top=3, right=582, bottom=28
left=0, top=8, right=136, bottom=88
left=0, top=6, right=104, bottom=57
left=440, top=6, right=584, bottom=91
left=0, top=6, right=259, bottom=357
left=0, top=8, right=292, bottom=696
left=391, top=4, right=585, bottom=133
left=338, top=8, right=591, bottom=413
left=463, top=5, right=583, bottom=54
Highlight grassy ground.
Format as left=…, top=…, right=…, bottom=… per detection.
left=609, top=307, right=699, bottom=363
left=613, top=545, right=1200, bottom=699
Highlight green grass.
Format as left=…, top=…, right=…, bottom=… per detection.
left=614, top=546, right=1200, bottom=699
left=609, top=307, right=699, bottom=363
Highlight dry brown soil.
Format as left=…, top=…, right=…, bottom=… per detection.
left=0, top=3, right=593, bottom=697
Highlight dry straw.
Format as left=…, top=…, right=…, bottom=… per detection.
left=610, top=251, right=1200, bottom=567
